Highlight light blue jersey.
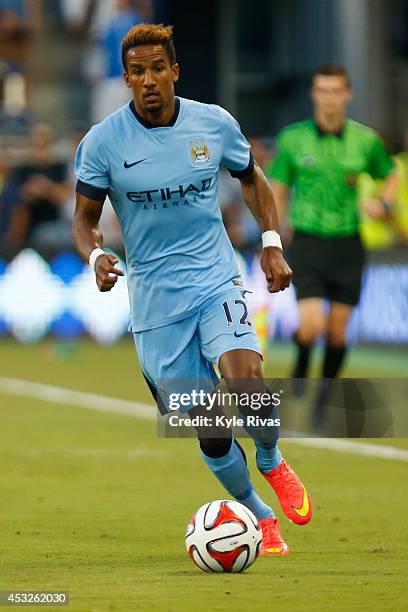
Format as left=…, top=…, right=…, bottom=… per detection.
left=75, top=97, right=254, bottom=331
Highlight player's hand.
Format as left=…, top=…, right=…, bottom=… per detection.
left=260, top=247, right=292, bottom=293
left=94, top=253, right=124, bottom=292
left=361, top=199, right=387, bottom=220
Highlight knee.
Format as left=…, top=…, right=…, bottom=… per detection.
left=235, top=351, right=263, bottom=379
left=244, top=359, right=263, bottom=380
left=219, top=349, right=263, bottom=382
left=297, top=319, right=326, bottom=345
left=225, top=360, right=263, bottom=397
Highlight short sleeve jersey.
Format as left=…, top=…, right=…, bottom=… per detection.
left=268, top=119, right=394, bottom=237
left=75, top=97, right=253, bottom=331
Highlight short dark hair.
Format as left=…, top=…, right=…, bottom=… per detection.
left=313, top=64, right=351, bottom=87
left=121, top=23, right=176, bottom=70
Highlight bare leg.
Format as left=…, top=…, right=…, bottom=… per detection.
left=292, top=298, right=327, bottom=395
left=219, top=348, right=281, bottom=473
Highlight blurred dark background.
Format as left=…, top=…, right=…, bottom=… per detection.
left=2, top=0, right=406, bottom=138
left=0, top=0, right=407, bottom=346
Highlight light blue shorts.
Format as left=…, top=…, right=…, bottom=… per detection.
left=133, top=285, right=262, bottom=414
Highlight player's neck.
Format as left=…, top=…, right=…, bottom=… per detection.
left=134, top=96, right=177, bottom=128
left=314, top=111, right=346, bottom=135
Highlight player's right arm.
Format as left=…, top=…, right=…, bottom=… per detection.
left=73, top=194, right=124, bottom=292
left=73, top=125, right=124, bottom=292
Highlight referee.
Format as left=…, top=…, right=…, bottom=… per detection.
left=268, top=64, right=398, bottom=426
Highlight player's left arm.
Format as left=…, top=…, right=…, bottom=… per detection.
left=362, top=134, right=399, bottom=220
left=239, top=161, right=292, bottom=293
left=362, top=169, right=398, bottom=220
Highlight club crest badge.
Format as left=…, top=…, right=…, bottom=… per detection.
left=190, top=137, right=211, bottom=165
left=301, top=155, right=315, bottom=167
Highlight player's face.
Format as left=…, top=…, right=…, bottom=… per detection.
left=124, top=44, right=179, bottom=115
left=311, top=75, right=352, bottom=117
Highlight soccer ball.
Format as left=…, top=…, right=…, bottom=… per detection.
left=185, top=499, right=262, bottom=573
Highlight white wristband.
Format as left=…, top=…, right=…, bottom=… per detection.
left=89, top=248, right=105, bottom=270
left=262, top=230, right=282, bottom=250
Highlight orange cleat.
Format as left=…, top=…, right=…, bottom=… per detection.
left=259, top=516, right=289, bottom=556
left=260, top=459, right=313, bottom=525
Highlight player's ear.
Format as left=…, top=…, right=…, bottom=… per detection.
left=172, top=63, right=180, bottom=83
left=123, top=71, right=131, bottom=88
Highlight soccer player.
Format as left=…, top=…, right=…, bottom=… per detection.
left=269, top=64, right=398, bottom=427
left=72, top=23, right=313, bottom=556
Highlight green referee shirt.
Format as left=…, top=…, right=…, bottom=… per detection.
left=268, top=119, right=394, bottom=237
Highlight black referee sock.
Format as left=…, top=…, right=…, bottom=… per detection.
left=311, top=344, right=347, bottom=429
left=323, top=344, right=347, bottom=378
left=292, top=335, right=313, bottom=378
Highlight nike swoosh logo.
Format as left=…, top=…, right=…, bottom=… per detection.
left=124, top=158, right=146, bottom=168
left=234, top=331, right=251, bottom=338
left=263, top=547, right=284, bottom=553
left=291, top=488, right=310, bottom=518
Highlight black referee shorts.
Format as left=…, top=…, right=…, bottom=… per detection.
left=288, top=231, right=365, bottom=306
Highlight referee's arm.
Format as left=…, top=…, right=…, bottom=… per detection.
left=362, top=134, right=399, bottom=220
left=362, top=168, right=399, bottom=220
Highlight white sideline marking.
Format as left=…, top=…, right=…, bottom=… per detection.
left=0, top=376, right=155, bottom=420
left=1, top=376, right=408, bottom=462
left=18, top=449, right=171, bottom=459
left=284, top=437, right=408, bottom=462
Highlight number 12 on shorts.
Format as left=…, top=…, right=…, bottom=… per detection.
left=221, top=299, right=252, bottom=327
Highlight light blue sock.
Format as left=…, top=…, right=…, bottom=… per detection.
left=238, top=388, right=283, bottom=474
left=201, top=440, right=274, bottom=520
left=236, top=487, right=275, bottom=520
left=256, top=443, right=282, bottom=474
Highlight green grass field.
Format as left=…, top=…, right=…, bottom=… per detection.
left=0, top=339, right=407, bottom=611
